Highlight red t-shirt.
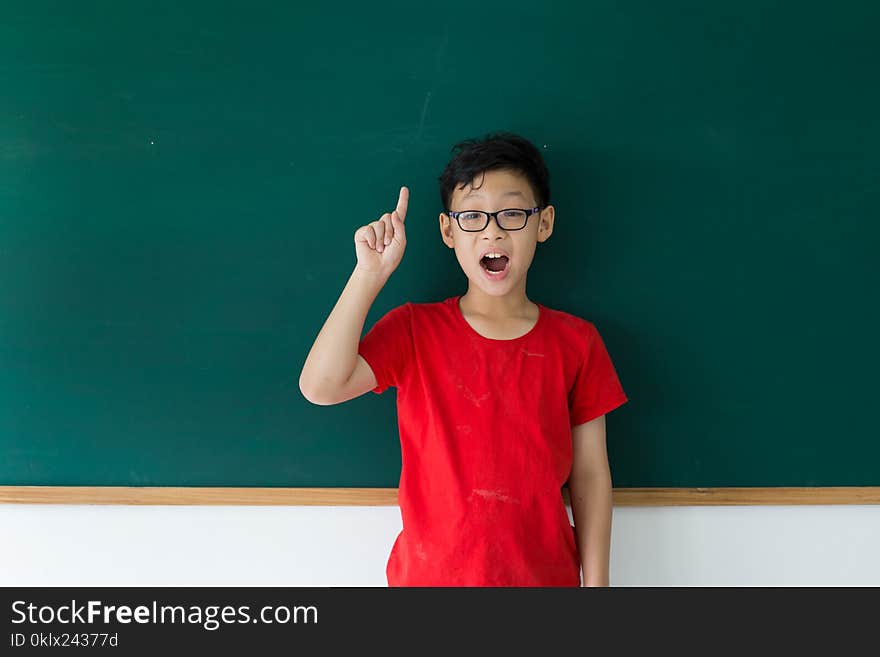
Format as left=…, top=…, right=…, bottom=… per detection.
left=357, top=295, right=628, bottom=586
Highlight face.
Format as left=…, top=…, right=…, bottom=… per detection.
left=439, top=169, right=555, bottom=297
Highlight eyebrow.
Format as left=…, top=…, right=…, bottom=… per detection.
left=463, top=190, right=527, bottom=198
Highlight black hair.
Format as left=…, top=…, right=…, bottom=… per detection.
left=438, top=131, right=551, bottom=211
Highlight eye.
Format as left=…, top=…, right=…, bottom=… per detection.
left=460, top=212, right=483, bottom=221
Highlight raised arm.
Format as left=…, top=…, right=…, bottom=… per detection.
left=298, top=186, right=408, bottom=405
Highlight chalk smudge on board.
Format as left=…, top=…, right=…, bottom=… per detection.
left=412, top=25, right=448, bottom=145
left=415, top=91, right=432, bottom=142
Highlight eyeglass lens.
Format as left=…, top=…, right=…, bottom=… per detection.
left=457, top=210, right=528, bottom=231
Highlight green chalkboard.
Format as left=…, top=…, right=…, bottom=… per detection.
left=2, top=1, right=878, bottom=488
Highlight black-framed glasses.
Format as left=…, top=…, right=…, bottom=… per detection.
left=445, top=207, right=542, bottom=232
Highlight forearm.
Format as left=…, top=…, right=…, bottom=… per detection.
left=299, top=267, right=386, bottom=398
left=568, top=471, right=613, bottom=587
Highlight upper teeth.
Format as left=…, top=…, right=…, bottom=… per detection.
left=484, top=253, right=504, bottom=258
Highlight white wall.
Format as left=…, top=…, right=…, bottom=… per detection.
left=3, top=505, right=879, bottom=586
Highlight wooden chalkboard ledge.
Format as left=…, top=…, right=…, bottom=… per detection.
left=1, top=487, right=879, bottom=506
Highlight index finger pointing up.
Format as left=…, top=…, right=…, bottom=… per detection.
left=395, top=186, right=409, bottom=222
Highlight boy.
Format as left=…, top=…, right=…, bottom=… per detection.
left=299, top=132, right=628, bottom=587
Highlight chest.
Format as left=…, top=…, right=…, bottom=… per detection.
left=412, top=331, right=580, bottom=420
left=402, top=331, right=579, bottom=485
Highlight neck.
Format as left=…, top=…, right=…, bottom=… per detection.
left=460, top=282, right=533, bottom=320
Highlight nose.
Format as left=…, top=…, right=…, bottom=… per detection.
left=482, top=214, right=507, bottom=238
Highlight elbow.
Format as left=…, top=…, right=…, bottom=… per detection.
left=299, top=374, right=324, bottom=405
left=300, top=386, right=331, bottom=406
left=298, top=374, right=336, bottom=406
left=570, top=466, right=612, bottom=482
left=568, top=468, right=612, bottom=490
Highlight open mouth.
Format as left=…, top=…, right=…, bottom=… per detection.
left=480, top=254, right=510, bottom=275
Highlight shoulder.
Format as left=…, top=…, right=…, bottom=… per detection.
left=377, top=297, right=454, bottom=326
left=537, top=303, right=607, bottom=365
left=537, top=302, right=599, bottom=338
left=406, top=296, right=459, bottom=319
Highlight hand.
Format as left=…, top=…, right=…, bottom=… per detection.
left=354, top=186, right=408, bottom=278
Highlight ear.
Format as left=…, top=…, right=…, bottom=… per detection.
left=537, top=205, right=555, bottom=243
left=439, top=213, right=456, bottom=248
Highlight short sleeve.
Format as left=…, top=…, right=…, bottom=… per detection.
left=568, top=322, right=629, bottom=426
left=357, top=303, right=413, bottom=394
